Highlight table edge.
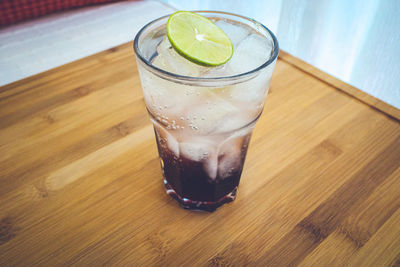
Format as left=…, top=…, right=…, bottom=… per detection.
left=278, top=50, right=400, bottom=122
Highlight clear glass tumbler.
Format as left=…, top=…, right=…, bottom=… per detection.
left=134, top=11, right=279, bottom=211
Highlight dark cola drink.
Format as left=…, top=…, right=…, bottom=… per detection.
left=153, top=119, right=254, bottom=211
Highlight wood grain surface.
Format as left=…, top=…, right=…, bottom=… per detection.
left=0, top=43, right=399, bottom=266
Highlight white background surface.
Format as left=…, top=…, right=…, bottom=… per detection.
left=0, top=0, right=174, bottom=87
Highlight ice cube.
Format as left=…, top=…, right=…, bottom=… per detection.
left=138, top=67, right=184, bottom=120
left=179, top=137, right=218, bottom=179
left=152, top=37, right=210, bottom=77
left=217, top=135, right=244, bottom=179
left=215, top=20, right=250, bottom=48
left=179, top=138, right=215, bottom=161
left=202, top=64, right=231, bottom=78
left=144, top=35, right=164, bottom=60
left=153, top=120, right=180, bottom=157
left=227, top=33, right=273, bottom=75
left=166, top=133, right=180, bottom=157
left=204, top=152, right=218, bottom=180
left=184, top=91, right=240, bottom=134
left=228, top=66, right=273, bottom=103
left=214, top=112, right=252, bottom=134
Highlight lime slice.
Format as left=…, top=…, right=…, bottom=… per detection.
left=167, top=11, right=233, bottom=66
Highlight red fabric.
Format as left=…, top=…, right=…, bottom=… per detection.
left=0, top=0, right=126, bottom=27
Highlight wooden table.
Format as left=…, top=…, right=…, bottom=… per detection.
left=0, top=43, right=399, bottom=266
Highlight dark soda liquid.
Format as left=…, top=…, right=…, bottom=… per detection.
left=154, top=125, right=252, bottom=212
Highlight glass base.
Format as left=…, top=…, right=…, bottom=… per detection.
left=164, top=179, right=237, bottom=212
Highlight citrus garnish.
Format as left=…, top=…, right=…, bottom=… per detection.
left=167, top=11, right=233, bottom=66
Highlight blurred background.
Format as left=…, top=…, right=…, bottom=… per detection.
left=0, top=0, right=399, bottom=108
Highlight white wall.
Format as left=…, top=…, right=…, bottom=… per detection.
left=0, top=0, right=174, bottom=86
left=161, top=0, right=400, bottom=108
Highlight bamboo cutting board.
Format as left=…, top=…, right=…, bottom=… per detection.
left=0, top=43, right=399, bottom=266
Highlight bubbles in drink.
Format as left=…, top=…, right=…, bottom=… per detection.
left=137, top=15, right=276, bottom=210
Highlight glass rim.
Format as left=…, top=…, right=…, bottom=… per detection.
left=133, top=10, right=279, bottom=83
